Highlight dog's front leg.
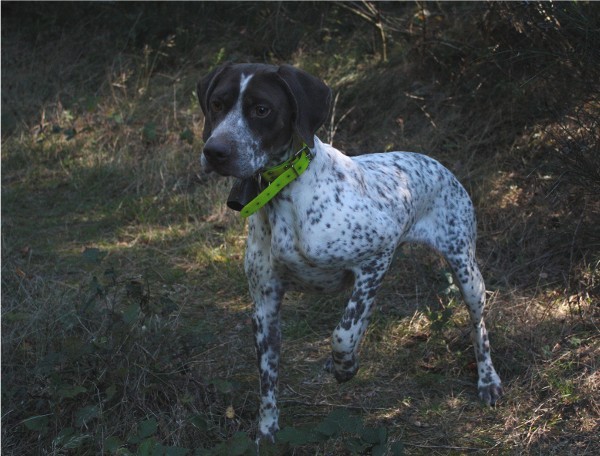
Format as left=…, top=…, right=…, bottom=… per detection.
left=327, top=258, right=391, bottom=382
left=250, top=283, right=283, bottom=442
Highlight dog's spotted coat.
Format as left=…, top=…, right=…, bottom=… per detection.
left=198, top=63, right=503, bottom=442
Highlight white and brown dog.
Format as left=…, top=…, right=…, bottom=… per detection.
left=198, top=63, right=503, bottom=442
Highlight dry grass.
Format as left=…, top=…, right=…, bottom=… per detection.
left=2, top=2, right=599, bottom=455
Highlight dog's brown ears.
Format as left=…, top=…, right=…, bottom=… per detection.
left=276, top=64, right=332, bottom=148
left=197, top=62, right=232, bottom=142
left=198, top=63, right=331, bottom=147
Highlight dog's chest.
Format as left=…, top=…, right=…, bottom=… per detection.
left=257, top=194, right=398, bottom=292
left=262, top=208, right=354, bottom=291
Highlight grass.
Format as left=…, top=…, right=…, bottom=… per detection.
left=2, top=2, right=599, bottom=455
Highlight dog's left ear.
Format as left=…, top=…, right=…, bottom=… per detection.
left=197, top=62, right=232, bottom=142
left=276, top=64, right=332, bottom=148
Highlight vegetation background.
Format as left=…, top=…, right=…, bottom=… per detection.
left=2, top=2, right=598, bottom=455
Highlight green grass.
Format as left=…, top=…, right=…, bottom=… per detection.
left=2, top=3, right=599, bottom=455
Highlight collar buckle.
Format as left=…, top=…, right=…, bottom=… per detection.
left=285, top=146, right=312, bottom=178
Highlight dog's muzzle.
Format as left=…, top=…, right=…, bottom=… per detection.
left=202, top=137, right=232, bottom=174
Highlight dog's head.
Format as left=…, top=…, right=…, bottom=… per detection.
left=197, top=63, right=331, bottom=178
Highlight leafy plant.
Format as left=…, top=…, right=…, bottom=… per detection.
left=196, top=409, right=403, bottom=456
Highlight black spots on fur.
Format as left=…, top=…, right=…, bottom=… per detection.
left=339, top=317, right=352, bottom=331
left=481, top=371, right=494, bottom=384
left=306, top=206, right=323, bottom=225
left=334, top=190, right=342, bottom=205
left=260, top=370, right=277, bottom=396
left=392, top=162, right=408, bottom=176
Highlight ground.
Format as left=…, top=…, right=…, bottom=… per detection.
left=2, top=3, right=598, bottom=455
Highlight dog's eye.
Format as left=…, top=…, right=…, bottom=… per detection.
left=253, top=105, right=271, bottom=118
left=211, top=101, right=224, bottom=112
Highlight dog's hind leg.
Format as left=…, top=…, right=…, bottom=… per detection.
left=407, top=176, right=503, bottom=405
left=444, top=249, right=503, bottom=404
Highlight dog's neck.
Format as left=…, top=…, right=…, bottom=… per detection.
left=262, top=136, right=306, bottom=172
left=226, top=139, right=314, bottom=217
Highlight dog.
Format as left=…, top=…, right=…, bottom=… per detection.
left=197, top=62, right=503, bottom=442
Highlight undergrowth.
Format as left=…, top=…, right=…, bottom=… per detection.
left=2, top=2, right=599, bottom=455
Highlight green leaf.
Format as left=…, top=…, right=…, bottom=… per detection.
left=227, top=432, right=253, bottom=456
left=112, top=113, right=124, bottom=124
left=371, top=444, right=387, bottom=456
left=64, top=128, right=77, bottom=140
left=62, top=109, right=74, bottom=122
left=142, top=122, right=157, bottom=142
left=390, top=441, right=405, bottom=455
left=316, top=408, right=362, bottom=437
left=85, top=96, right=100, bottom=112
left=163, top=446, right=190, bottom=456
left=53, top=427, right=74, bottom=445
left=75, top=405, right=99, bottom=426
left=4, top=311, right=30, bottom=322
left=344, top=437, right=370, bottom=453
left=22, top=415, right=50, bottom=433
left=126, top=280, right=145, bottom=300
left=137, top=418, right=158, bottom=440
left=276, top=427, right=314, bottom=445
left=210, top=378, right=237, bottom=394
left=105, top=384, right=118, bottom=402
left=122, top=303, right=140, bottom=325
left=137, top=437, right=158, bottom=456
left=104, top=266, right=118, bottom=284
left=187, top=321, right=216, bottom=345
left=89, top=275, right=105, bottom=295
left=105, top=436, right=123, bottom=453
left=359, top=426, right=387, bottom=445
left=315, top=418, right=339, bottom=437
left=83, top=247, right=106, bottom=264
left=179, top=128, right=194, bottom=144
left=57, top=384, right=87, bottom=399
left=189, top=414, right=209, bottom=432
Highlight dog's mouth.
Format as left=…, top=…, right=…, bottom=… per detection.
left=201, top=150, right=261, bottom=180
left=200, top=151, right=262, bottom=212
left=226, top=177, right=260, bottom=212
left=200, top=153, right=216, bottom=174
left=201, top=153, right=240, bottom=178
left=201, top=151, right=236, bottom=176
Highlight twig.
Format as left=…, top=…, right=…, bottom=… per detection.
left=338, top=1, right=388, bottom=62
left=328, top=91, right=355, bottom=146
left=402, top=442, right=487, bottom=452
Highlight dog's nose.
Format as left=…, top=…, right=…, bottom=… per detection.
left=203, top=137, right=231, bottom=166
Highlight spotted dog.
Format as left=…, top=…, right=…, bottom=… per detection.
left=197, top=63, right=503, bottom=442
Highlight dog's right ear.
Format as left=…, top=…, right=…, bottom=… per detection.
left=197, top=62, right=232, bottom=142
left=276, top=64, right=332, bottom=148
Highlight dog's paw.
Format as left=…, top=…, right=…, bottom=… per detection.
left=323, top=356, right=358, bottom=383
left=256, top=421, right=279, bottom=445
left=478, top=382, right=503, bottom=405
